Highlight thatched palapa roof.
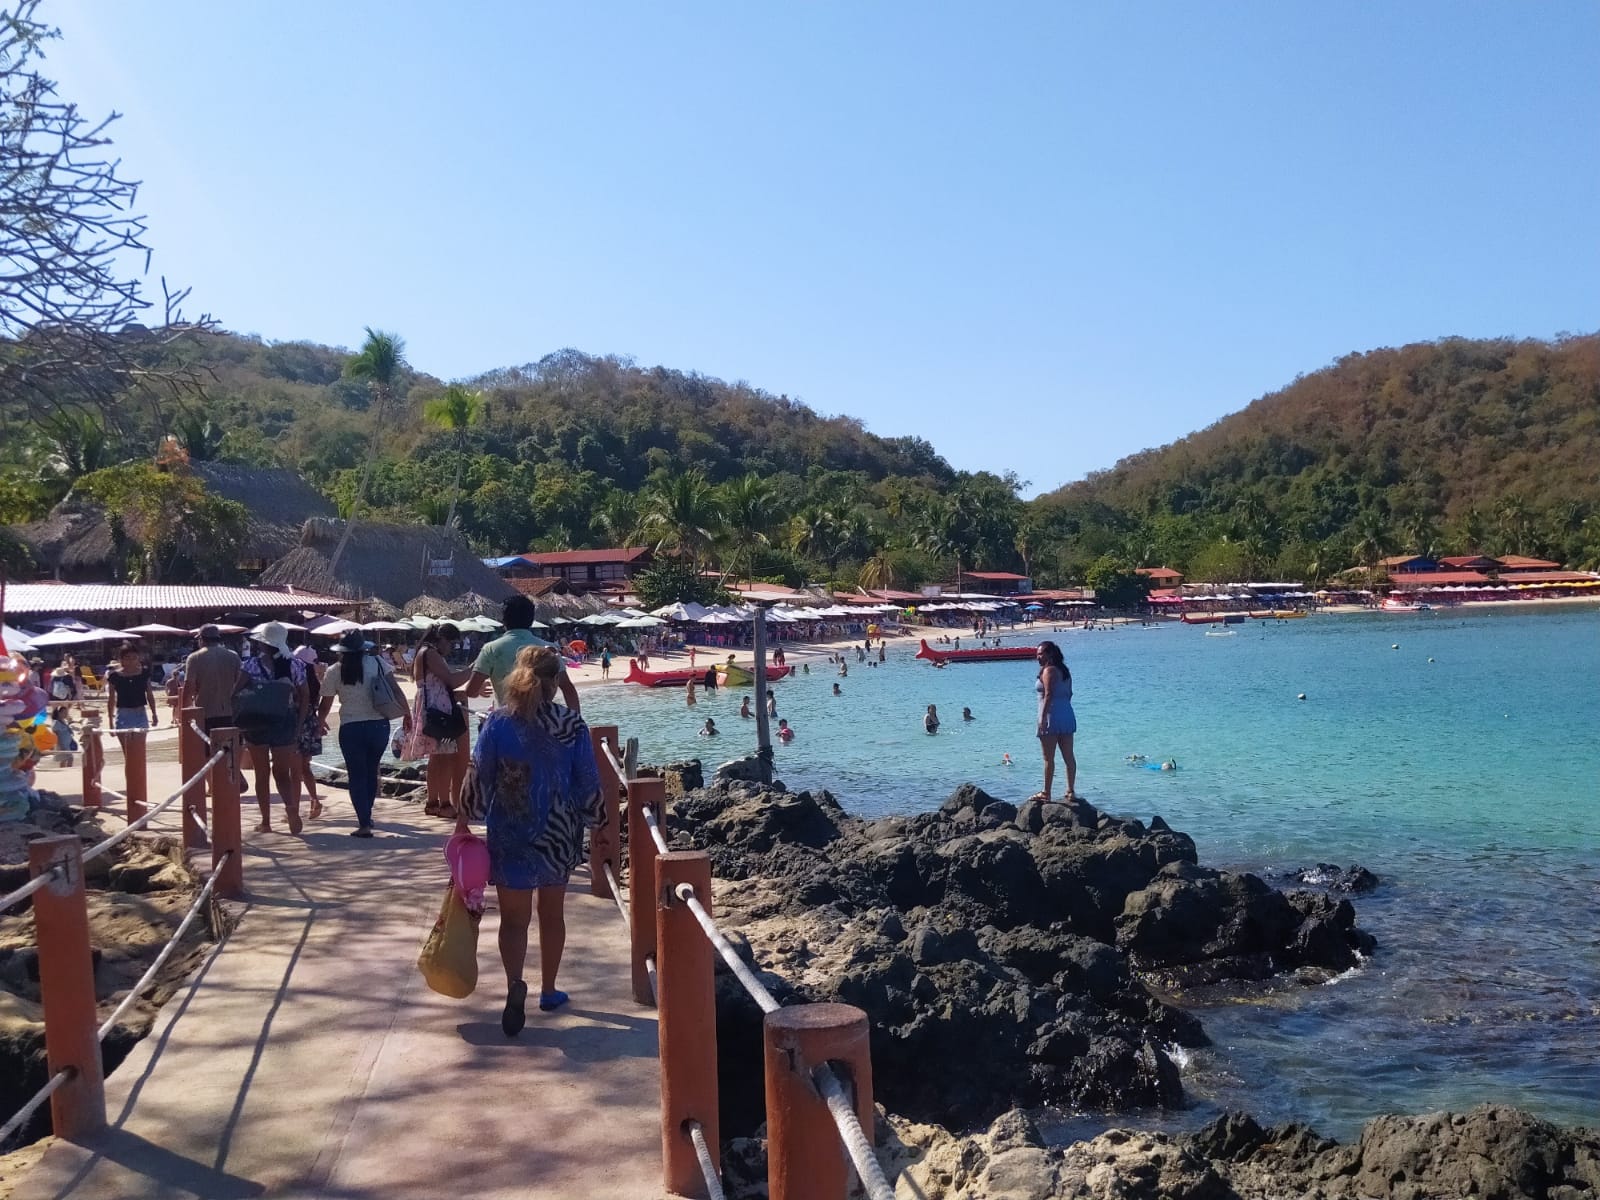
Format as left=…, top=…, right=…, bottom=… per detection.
left=12, top=499, right=118, bottom=576
left=259, top=518, right=516, bottom=608
left=189, top=462, right=336, bottom=561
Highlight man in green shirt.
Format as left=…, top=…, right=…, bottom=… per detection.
left=467, top=595, right=581, bottom=712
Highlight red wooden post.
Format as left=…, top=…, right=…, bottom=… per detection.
left=656, top=851, right=719, bottom=1196
left=180, top=705, right=208, bottom=850
left=209, top=727, right=243, bottom=899
left=764, top=1004, right=875, bottom=1200
left=627, top=775, right=666, bottom=1007
left=588, top=724, right=619, bottom=899
left=27, top=835, right=106, bottom=1140
left=80, top=728, right=102, bottom=808
left=121, top=729, right=148, bottom=822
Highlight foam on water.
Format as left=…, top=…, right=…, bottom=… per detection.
left=579, top=606, right=1600, bottom=1136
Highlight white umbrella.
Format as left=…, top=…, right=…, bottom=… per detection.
left=27, top=626, right=129, bottom=647
left=615, top=616, right=664, bottom=629
left=579, top=612, right=623, bottom=626
left=123, top=622, right=192, bottom=636
left=309, top=618, right=365, bottom=637
left=457, top=616, right=503, bottom=633
left=361, top=620, right=413, bottom=632
left=2, top=624, right=35, bottom=651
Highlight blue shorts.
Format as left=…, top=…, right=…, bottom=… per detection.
left=114, top=710, right=150, bottom=731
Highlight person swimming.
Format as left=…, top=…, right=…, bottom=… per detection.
left=962, top=706, right=974, bottom=721
left=1001, top=752, right=1013, bottom=766
left=1160, top=759, right=1177, bottom=771
left=802, top=663, right=810, bottom=674
left=739, top=696, right=753, bottom=719
left=699, top=718, right=719, bottom=737
left=777, top=718, right=794, bottom=742
left=832, top=682, right=842, bottom=696
left=924, top=704, right=940, bottom=734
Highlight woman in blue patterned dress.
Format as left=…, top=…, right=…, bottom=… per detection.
left=458, top=646, right=604, bottom=1037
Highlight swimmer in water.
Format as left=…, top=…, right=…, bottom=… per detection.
left=777, top=718, right=794, bottom=742
left=1001, top=752, right=1013, bottom=767
left=1160, top=759, right=1177, bottom=771
left=832, top=682, right=842, bottom=696
left=924, top=704, right=940, bottom=734
left=962, top=706, right=974, bottom=721
left=699, top=718, right=719, bottom=737
left=739, top=696, right=753, bottom=719
left=802, top=663, right=810, bottom=674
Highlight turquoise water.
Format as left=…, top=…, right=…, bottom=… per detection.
left=586, top=606, right=1600, bottom=1138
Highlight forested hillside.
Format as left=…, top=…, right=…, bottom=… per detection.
left=4, top=329, right=1597, bottom=592
left=1030, top=335, right=1600, bottom=581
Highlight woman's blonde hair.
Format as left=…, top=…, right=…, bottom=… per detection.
left=504, top=645, right=562, bottom=719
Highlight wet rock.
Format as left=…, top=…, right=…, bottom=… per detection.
left=1278, top=862, right=1380, bottom=893
left=669, top=781, right=1374, bottom=1137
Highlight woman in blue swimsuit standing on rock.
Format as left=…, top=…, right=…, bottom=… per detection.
left=1032, top=640, right=1077, bottom=803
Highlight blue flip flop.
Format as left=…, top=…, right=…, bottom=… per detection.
left=539, top=989, right=569, bottom=1012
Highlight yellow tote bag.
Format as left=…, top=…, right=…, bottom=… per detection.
left=417, top=884, right=481, bottom=998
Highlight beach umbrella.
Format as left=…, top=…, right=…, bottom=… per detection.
left=614, top=616, right=663, bottom=629
left=309, top=618, right=365, bottom=637
left=2, top=624, right=35, bottom=651
left=122, top=623, right=191, bottom=636
left=26, top=626, right=129, bottom=648
left=360, top=620, right=413, bottom=632
left=456, top=615, right=503, bottom=633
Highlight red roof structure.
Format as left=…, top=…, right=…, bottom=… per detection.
left=963, top=571, right=1030, bottom=582
left=1437, top=555, right=1500, bottom=570
left=518, top=547, right=650, bottom=567
left=1390, top=570, right=1599, bottom=589
left=1497, top=556, right=1563, bottom=570
left=1136, top=567, right=1184, bottom=580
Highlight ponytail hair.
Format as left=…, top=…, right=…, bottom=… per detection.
left=504, top=645, right=562, bottom=719
left=1037, top=640, right=1069, bottom=684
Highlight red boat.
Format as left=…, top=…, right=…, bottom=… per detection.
left=624, top=660, right=793, bottom=688
left=915, top=639, right=1037, bottom=665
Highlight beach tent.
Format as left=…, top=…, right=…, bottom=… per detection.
left=360, top=620, right=413, bottom=632
left=652, top=601, right=708, bottom=622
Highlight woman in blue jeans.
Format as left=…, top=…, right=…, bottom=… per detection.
left=317, top=629, right=409, bottom=837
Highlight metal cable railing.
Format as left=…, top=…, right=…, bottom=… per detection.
left=601, top=862, right=629, bottom=932
left=0, top=865, right=63, bottom=912
left=97, top=851, right=233, bottom=1040
left=0, top=1067, right=75, bottom=1149
left=642, top=804, right=670, bottom=856
left=82, top=747, right=227, bottom=864
left=815, top=1062, right=895, bottom=1200
left=674, top=882, right=780, bottom=1013
left=687, top=1119, right=727, bottom=1200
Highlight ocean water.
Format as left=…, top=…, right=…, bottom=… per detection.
left=586, top=605, right=1600, bottom=1139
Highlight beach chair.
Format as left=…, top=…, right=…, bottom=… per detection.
left=79, top=665, right=106, bottom=697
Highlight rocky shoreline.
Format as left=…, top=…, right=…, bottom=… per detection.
left=653, top=768, right=1598, bottom=1198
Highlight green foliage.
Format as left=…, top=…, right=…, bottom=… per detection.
left=1083, top=557, right=1152, bottom=608
left=633, top=557, right=723, bottom=611
left=0, top=526, right=36, bottom=576
left=1027, top=334, right=1600, bottom=580
left=74, top=465, right=247, bottom=583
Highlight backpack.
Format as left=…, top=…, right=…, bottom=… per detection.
left=367, top=656, right=408, bottom=720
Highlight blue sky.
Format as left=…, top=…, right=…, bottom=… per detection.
left=47, top=1, right=1600, bottom=496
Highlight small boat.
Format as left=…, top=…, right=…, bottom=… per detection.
left=914, top=639, right=1037, bottom=664
left=624, top=660, right=792, bottom=688
left=1248, top=610, right=1310, bottom=620
left=1180, top=613, right=1247, bottom=625
left=1380, top=598, right=1424, bottom=612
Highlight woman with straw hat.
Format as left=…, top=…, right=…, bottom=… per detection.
left=237, top=621, right=309, bottom=834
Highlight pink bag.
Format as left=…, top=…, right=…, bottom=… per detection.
left=445, top=830, right=491, bottom=914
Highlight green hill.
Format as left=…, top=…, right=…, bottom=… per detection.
left=1028, top=334, right=1600, bottom=581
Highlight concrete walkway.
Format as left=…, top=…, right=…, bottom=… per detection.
left=14, top=775, right=664, bottom=1200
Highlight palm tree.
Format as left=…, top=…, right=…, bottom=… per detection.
left=1350, top=511, right=1392, bottom=579
left=330, top=328, right=408, bottom=573
left=639, top=471, right=721, bottom=566
left=716, top=473, right=775, bottom=582
left=43, top=412, right=114, bottom=480
left=859, top=549, right=896, bottom=592
left=171, top=411, right=224, bottom=461
left=422, top=383, right=484, bottom=530
left=1496, top=494, right=1530, bottom=556
left=788, top=506, right=835, bottom=567
left=591, top=490, right=641, bottom=547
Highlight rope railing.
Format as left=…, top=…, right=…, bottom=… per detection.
left=674, top=882, right=779, bottom=1013
left=0, top=865, right=63, bottom=912
left=188, top=719, right=211, bottom=747
left=97, top=850, right=233, bottom=1041
left=0, top=1068, right=75, bottom=1149
left=687, top=1120, right=728, bottom=1200
left=597, top=721, right=889, bottom=1200
left=82, top=746, right=227, bottom=864
left=815, top=1063, right=895, bottom=1200
left=642, top=804, right=670, bottom=856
